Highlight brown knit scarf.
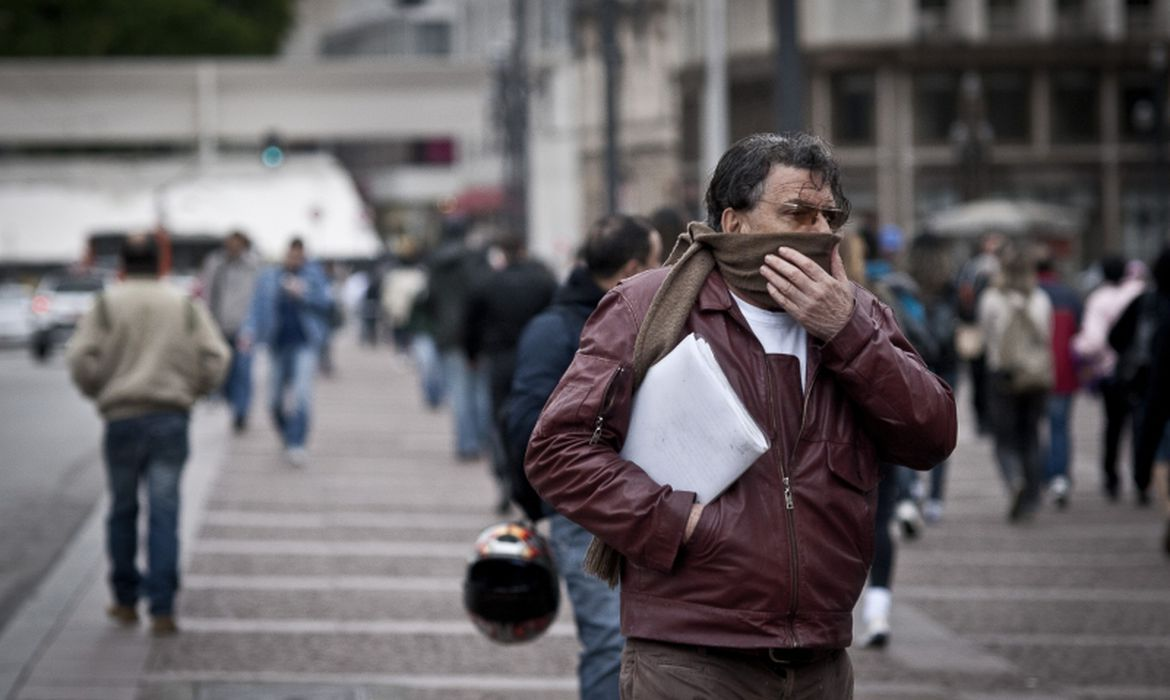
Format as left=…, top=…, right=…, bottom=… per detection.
left=582, top=222, right=841, bottom=585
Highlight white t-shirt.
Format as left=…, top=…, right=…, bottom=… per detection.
left=731, top=293, right=808, bottom=392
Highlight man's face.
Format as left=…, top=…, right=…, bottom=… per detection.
left=722, top=165, right=840, bottom=235
left=284, top=246, right=305, bottom=271
left=225, top=236, right=246, bottom=258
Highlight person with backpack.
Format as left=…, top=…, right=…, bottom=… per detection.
left=977, top=240, right=1054, bottom=522
left=502, top=214, right=662, bottom=700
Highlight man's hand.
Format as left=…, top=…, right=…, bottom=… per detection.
left=761, top=243, right=855, bottom=340
left=684, top=503, right=704, bottom=543
left=281, top=275, right=306, bottom=299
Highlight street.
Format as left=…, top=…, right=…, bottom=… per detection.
left=0, top=347, right=103, bottom=631
left=1, top=336, right=1169, bottom=699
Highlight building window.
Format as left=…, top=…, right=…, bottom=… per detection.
left=918, top=0, right=948, bottom=37
left=988, top=0, right=1020, bottom=36
left=831, top=72, right=876, bottom=145
left=1051, top=70, right=1100, bottom=143
left=414, top=21, right=451, bottom=55
left=984, top=70, right=1030, bottom=143
left=1127, top=0, right=1155, bottom=36
left=1056, top=0, right=1089, bottom=36
left=915, top=71, right=960, bottom=144
left=1120, top=70, right=1159, bottom=141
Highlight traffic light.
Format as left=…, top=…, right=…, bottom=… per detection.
left=260, top=132, right=285, bottom=168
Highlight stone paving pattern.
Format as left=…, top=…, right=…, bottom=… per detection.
left=4, top=336, right=1169, bottom=700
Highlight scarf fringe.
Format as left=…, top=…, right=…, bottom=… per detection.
left=582, top=538, right=623, bottom=588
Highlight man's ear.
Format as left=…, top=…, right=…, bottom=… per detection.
left=618, top=257, right=642, bottom=280
left=721, top=207, right=742, bottom=233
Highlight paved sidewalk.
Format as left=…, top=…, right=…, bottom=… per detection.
left=2, top=336, right=1169, bottom=700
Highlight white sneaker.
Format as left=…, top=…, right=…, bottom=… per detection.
left=1049, top=476, right=1071, bottom=510
left=860, top=587, right=891, bottom=649
left=285, top=447, right=308, bottom=468
left=895, top=499, right=924, bottom=541
left=923, top=499, right=944, bottom=524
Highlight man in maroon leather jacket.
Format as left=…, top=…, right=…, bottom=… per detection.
left=525, top=133, right=956, bottom=698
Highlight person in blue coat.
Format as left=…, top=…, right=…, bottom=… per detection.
left=240, top=238, right=334, bottom=466
left=503, top=214, right=662, bottom=700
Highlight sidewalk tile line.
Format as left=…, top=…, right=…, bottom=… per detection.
left=899, top=585, right=1170, bottom=604
left=201, top=510, right=495, bottom=529
left=183, top=575, right=461, bottom=591
left=193, top=540, right=470, bottom=557
left=968, top=632, right=1170, bottom=647
left=165, top=618, right=576, bottom=636
left=139, top=671, right=577, bottom=691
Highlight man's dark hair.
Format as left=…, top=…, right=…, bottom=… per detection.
left=120, top=235, right=159, bottom=275
left=289, top=237, right=305, bottom=252
left=1153, top=246, right=1170, bottom=294
left=583, top=214, right=655, bottom=279
left=649, top=206, right=686, bottom=240
left=704, top=132, right=850, bottom=232
left=1100, top=255, right=1126, bottom=284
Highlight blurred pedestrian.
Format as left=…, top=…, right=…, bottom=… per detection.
left=1072, top=256, right=1147, bottom=501
left=1109, top=247, right=1170, bottom=514
left=1036, top=256, right=1082, bottom=508
left=906, top=232, right=959, bottom=522
left=199, top=230, right=260, bottom=433
left=956, top=232, right=1005, bottom=435
left=426, top=219, right=492, bottom=461
left=862, top=223, right=930, bottom=538
left=239, top=238, right=335, bottom=467
left=978, top=241, right=1053, bottom=522
left=525, top=132, right=956, bottom=696
left=67, top=235, right=230, bottom=635
left=503, top=213, right=662, bottom=700
left=381, top=247, right=444, bottom=408
left=464, top=231, right=556, bottom=513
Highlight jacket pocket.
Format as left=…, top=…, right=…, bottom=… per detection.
left=539, top=352, right=627, bottom=437
left=825, top=438, right=879, bottom=494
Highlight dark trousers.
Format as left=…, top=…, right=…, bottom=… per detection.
left=870, top=465, right=900, bottom=589
left=1100, top=378, right=1132, bottom=494
left=988, top=379, right=1047, bottom=515
left=620, top=638, right=853, bottom=700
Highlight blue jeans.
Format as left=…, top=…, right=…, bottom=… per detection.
left=1045, top=393, right=1075, bottom=483
left=441, top=350, right=490, bottom=458
left=223, top=333, right=253, bottom=422
left=269, top=344, right=318, bottom=448
left=549, top=514, right=624, bottom=700
left=103, top=412, right=188, bottom=616
left=410, top=333, right=445, bottom=409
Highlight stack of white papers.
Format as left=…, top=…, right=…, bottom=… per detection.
left=620, top=333, right=770, bottom=503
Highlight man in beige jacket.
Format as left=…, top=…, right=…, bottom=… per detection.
left=67, top=235, right=230, bottom=635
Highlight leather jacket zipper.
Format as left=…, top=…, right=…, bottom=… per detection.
left=589, top=366, right=626, bottom=445
left=765, top=362, right=801, bottom=647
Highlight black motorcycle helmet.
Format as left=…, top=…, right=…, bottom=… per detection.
left=463, top=521, right=560, bottom=644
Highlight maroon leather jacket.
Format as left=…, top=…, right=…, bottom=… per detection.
left=526, top=267, right=957, bottom=650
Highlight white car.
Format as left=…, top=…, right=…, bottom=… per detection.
left=0, top=283, right=32, bottom=346
left=29, top=273, right=107, bottom=362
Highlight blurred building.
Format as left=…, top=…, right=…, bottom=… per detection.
left=561, top=0, right=1170, bottom=265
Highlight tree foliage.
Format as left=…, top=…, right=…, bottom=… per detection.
left=0, top=0, right=294, bottom=56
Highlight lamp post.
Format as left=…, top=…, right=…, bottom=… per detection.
left=950, top=71, right=993, bottom=202
left=1151, top=42, right=1169, bottom=252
